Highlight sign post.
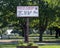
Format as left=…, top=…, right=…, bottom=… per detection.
left=25, top=18, right=29, bottom=42
left=17, top=6, right=39, bottom=43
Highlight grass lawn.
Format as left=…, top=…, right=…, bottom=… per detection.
left=0, top=44, right=16, bottom=48
left=39, top=45, right=60, bottom=48
left=0, top=44, right=60, bottom=48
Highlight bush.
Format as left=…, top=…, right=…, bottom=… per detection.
left=29, top=34, right=39, bottom=37
left=18, top=40, right=27, bottom=46
left=18, top=41, right=38, bottom=46
left=28, top=42, right=38, bottom=46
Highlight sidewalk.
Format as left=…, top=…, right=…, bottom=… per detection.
left=35, top=41, right=60, bottom=45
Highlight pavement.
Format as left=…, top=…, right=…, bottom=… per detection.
left=0, top=39, right=18, bottom=44
left=36, top=42, right=60, bottom=45
left=35, top=41, right=60, bottom=45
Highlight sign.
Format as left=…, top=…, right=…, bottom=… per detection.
left=17, top=6, right=39, bottom=17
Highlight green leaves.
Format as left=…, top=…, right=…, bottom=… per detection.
left=0, top=0, right=60, bottom=33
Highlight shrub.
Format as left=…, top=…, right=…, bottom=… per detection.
left=18, top=41, right=38, bottom=46
left=28, top=42, right=38, bottom=46
left=29, top=34, right=39, bottom=37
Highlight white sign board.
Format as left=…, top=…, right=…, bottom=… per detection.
left=17, top=6, right=39, bottom=17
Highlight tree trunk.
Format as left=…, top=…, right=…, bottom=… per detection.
left=39, top=31, right=43, bottom=41
left=50, top=30, right=53, bottom=35
left=39, top=25, right=45, bottom=42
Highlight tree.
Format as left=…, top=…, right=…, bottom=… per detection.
left=0, top=0, right=60, bottom=42
left=39, top=0, right=60, bottom=41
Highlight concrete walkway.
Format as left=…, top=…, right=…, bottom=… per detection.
left=36, top=42, right=60, bottom=45
left=35, top=41, right=60, bottom=45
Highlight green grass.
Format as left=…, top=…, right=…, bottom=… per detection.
left=0, top=44, right=60, bottom=48
left=39, top=45, right=60, bottom=48
left=0, top=44, right=16, bottom=48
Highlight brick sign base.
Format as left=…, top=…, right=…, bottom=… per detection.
left=17, top=46, right=38, bottom=48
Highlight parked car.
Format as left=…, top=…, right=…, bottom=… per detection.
left=1, top=33, right=19, bottom=39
